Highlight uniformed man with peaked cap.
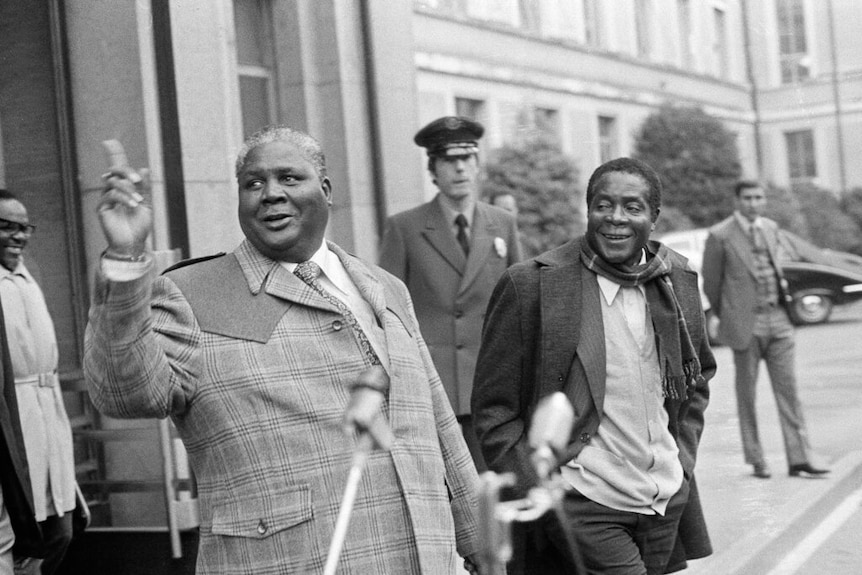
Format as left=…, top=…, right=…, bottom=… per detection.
left=379, top=116, right=522, bottom=471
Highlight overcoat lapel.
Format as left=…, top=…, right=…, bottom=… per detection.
left=421, top=200, right=467, bottom=275
left=577, top=271, right=606, bottom=417
left=459, top=204, right=498, bottom=295
left=727, top=220, right=759, bottom=278
left=537, top=240, right=606, bottom=417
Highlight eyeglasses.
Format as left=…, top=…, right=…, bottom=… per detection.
left=0, top=217, right=36, bottom=236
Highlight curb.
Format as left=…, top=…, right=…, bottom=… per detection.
left=685, top=450, right=862, bottom=574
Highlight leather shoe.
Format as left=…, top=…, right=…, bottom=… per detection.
left=752, top=462, right=771, bottom=479
left=789, top=463, right=830, bottom=477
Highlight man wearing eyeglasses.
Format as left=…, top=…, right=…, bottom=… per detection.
left=0, top=190, right=76, bottom=574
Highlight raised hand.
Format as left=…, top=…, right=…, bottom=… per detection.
left=98, top=140, right=153, bottom=257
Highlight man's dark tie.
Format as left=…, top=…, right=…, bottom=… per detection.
left=293, top=261, right=381, bottom=366
left=455, top=213, right=470, bottom=256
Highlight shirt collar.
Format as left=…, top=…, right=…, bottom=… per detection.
left=436, top=194, right=474, bottom=228
left=280, top=240, right=352, bottom=293
left=595, top=250, right=647, bottom=305
left=734, top=211, right=761, bottom=231
left=0, top=260, right=33, bottom=283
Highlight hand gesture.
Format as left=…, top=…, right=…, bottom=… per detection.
left=97, top=141, right=153, bottom=257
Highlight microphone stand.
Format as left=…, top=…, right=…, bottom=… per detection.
left=323, top=434, right=374, bottom=575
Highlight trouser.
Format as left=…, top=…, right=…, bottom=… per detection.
left=732, top=307, right=811, bottom=466
left=510, top=480, right=690, bottom=575
left=457, top=414, right=487, bottom=472
left=14, top=514, right=72, bottom=575
left=0, top=490, right=13, bottom=575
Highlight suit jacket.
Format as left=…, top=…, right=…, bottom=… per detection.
left=702, top=215, right=791, bottom=350
left=0, top=300, right=44, bottom=558
left=472, top=238, right=716, bottom=571
left=84, top=240, right=479, bottom=574
left=379, top=197, right=522, bottom=415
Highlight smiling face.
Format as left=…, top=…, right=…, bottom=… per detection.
left=237, top=140, right=332, bottom=262
left=432, top=153, right=479, bottom=204
left=585, top=171, right=658, bottom=269
left=0, top=199, right=30, bottom=272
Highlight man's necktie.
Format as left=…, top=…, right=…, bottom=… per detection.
left=294, top=261, right=381, bottom=366
left=750, top=224, right=765, bottom=250
left=455, top=214, right=470, bottom=256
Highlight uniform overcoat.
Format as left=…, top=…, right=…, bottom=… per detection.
left=379, top=197, right=521, bottom=415
left=85, top=240, right=479, bottom=574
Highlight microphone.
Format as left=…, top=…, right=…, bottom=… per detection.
left=528, top=392, right=575, bottom=481
left=343, top=365, right=394, bottom=452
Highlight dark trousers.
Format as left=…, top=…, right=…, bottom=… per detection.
left=457, top=415, right=487, bottom=472
left=14, top=514, right=73, bottom=575
left=511, top=480, right=690, bottom=575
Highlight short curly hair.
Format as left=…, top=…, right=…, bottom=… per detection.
left=585, top=157, right=662, bottom=216
left=235, top=125, right=327, bottom=181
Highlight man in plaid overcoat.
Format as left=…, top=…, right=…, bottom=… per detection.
left=84, top=127, right=480, bottom=574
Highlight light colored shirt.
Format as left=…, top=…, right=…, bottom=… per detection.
left=0, top=261, right=76, bottom=520
left=562, top=266, right=683, bottom=516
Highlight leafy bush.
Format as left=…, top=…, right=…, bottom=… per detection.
left=633, top=104, right=742, bottom=227
left=482, top=136, right=584, bottom=258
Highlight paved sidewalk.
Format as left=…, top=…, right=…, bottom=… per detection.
left=683, top=341, right=862, bottom=575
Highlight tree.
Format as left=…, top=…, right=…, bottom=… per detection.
left=633, top=104, right=742, bottom=227
left=482, top=136, right=584, bottom=258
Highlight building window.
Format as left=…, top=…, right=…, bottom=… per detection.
left=776, top=0, right=810, bottom=83
left=635, top=0, right=652, bottom=58
left=534, top=107, right=560, bottom=143
left=518, top=0, right=540, bottom=32
left=234, top=0, right=277, bottom=137
left=678, top=0, right=692, bottom=68
left=712, top=7, right=728, bottom=78
left=785, top=130, right=817, bottom=180
left=455, top=97, right=486, bottom=122
left=583, top=0, right=604, bottom=47
left=598, top=116, right=619, bottom=163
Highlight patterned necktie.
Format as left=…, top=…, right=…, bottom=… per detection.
left=293, top=261, right=381, bottom=366
left=455, top=214, right=470, bottom=256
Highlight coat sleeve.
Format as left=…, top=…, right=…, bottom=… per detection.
left=701, top=231, right=725, bottom=315
left=84, top=270, right=201, bottom=420
left=395, top=282, right=480, bottom=558
left=471, top=269, right=538, bottom=494
left=378, top=217, right=408, bottom=281
left=506, top=214, right=524, bottom=264
left=674, top=273, right=715, bottom=479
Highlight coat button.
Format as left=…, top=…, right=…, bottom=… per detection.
left=579, top=433, right=591, bottom=443
left=257, top=520, right=267, bottom=535
left=456, top=343, right=464, bottom=350
left=455, top=310, right=464, bottom=318
left=332, top=320, right=343, bottom=331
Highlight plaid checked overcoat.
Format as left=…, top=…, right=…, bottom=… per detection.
left=84, top=240, right=480, bottom=574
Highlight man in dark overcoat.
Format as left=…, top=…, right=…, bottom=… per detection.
left=473, top=158, right=715, bottom=574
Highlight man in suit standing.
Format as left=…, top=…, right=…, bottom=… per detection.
left=0, top=298, right=44, bottom=572
left=379, top=116, right=522, bottom=470
left=702, top=180, right=829, bottom=480
left=473, top=158, right=715, bottom=574
left=85, top=126, right=480, bottom=574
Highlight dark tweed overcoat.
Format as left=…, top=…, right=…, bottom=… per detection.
left=472, top=238, right=716, bottom=573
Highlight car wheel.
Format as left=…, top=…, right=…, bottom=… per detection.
left=789, top=292, right=833, bottom=325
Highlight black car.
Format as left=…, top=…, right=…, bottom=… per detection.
left=658, top=228, right=862, bottom=325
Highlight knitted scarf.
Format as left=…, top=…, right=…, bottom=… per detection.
left=580, top=240, right=703, bottom=400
